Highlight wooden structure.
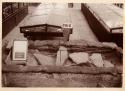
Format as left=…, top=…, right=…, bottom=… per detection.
left=81, top=4, right=123, bottom=47
left=20, top=3, right=72, bottom=41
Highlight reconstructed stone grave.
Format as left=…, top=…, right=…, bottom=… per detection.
left=2, top=40, right=122, bottom=87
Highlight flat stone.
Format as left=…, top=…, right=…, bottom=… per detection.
left=103, top=60, right=114, bottom=68
left=56, top=46, right=68, bottom=66
left=90, top=53, right=104, bottom=67
left=33, top=53, right=55, bottom=66
left=69, top=52, right=89, bottom=64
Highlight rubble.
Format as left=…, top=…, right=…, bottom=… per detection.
left=69, top=52, right=89, bottom=64
left=90, top=53, right=104, bottom=67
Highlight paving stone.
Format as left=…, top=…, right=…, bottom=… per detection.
left=104, top=60, right=114, bottom=68
left=56, top=46, right=68, bottom=66
left=90, top=53, right=104, bottom=67
left=69, top=52, right=89, bottom=64
left=33, top=53, right=55, bottom=66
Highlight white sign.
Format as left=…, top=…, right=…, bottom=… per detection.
left=62, top=23, right=72, bottom=29
left=12, top=40, right=28, bottom=61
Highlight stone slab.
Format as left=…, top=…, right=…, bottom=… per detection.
left=33, top=53, right=55, bottom=66
left=90, top=53, right=104, bottom=67
left=69, top=52, right=89, bottom=64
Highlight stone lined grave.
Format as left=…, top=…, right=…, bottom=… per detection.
left=2, top=40, right=122, bottom=87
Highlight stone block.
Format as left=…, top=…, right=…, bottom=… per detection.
left=69, top=52, right=89, bottom=64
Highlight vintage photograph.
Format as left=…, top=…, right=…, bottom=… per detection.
left=2, top=2, right=123, bottom=87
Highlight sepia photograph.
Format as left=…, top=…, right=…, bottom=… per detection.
left=2, top=2, right=123, bottom=87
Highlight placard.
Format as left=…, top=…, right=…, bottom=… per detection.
left=12, top=40, right=28, bottom=61
left=62, top=23, right=72, bottom=29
